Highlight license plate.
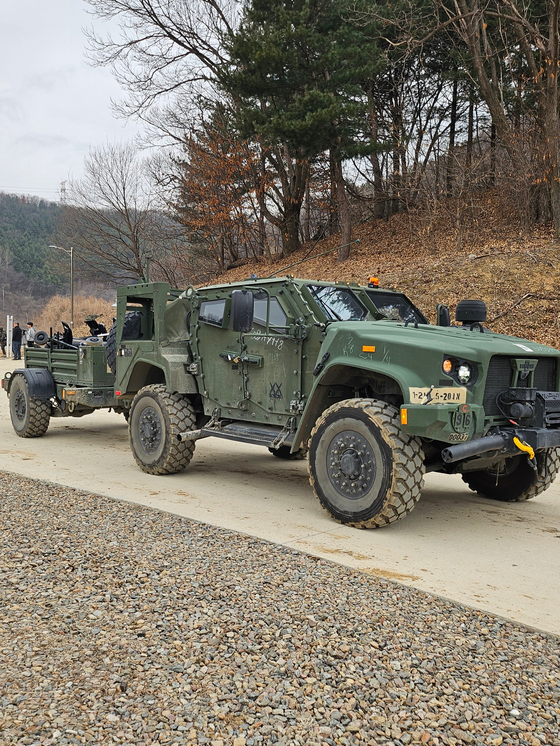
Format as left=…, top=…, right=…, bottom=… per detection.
left=409, top=386, right=467, bottom=405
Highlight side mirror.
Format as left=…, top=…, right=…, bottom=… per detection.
left=436, top=304, right=451, bottom=326
left=231, top=289, right=254, bottom=332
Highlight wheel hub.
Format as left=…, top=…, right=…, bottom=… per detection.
left=327, top=431, right=376, bottom=499
left=339, top=450, right=361, bottom=477
left=14, top=390, right=26, bottom=421
left=138, top=407, right=162, bottom=453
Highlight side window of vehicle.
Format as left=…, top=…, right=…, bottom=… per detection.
left=199, top=299, right=227, bottom=327
left=122, top=300, right=154, bottom=340
left=253, top=297, right=288, bottom=330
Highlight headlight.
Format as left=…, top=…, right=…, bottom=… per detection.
left=457, top=363, right=472, bottom=384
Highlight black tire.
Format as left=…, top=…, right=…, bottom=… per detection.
left=456, top=299, right=487, bottom=323
left=129, top=385, right=196, bottom=475
left=268, top=444, right=308, bottom=460
left=106, top=322, right=118, bottom=375
left=308, top=399, right=425, bottom=528
left=461, top=448, right=560, bottom=501
left=9, top=375, right=50, bottom=438
left=106, top=312, right=143, bottom=375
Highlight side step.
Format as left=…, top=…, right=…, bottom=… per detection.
left=202, top=422, right=294, bottom=448
left=177, top=421, right=294, bottom=448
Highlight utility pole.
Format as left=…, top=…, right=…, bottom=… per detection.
left=49, top=244, right=74, bottom=327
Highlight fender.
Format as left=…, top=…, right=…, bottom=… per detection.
left=6, top=368, right=55, bottom=400
left=120, top=357, right=198, bottom=395
left=293, top=360, right=405, bottom=449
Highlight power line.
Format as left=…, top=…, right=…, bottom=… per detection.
left=0, top=185, right=60, bottom=194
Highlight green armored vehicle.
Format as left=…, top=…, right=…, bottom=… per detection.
left=4, top=276, right=560, bottom=528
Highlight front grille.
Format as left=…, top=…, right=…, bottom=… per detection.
left=483, top=356, right=558, bottom=416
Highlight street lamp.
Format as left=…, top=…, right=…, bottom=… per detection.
left=49, top=245, right=74, bottom=328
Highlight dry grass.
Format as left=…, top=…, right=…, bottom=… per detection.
left=210, top=190, right=560, bottom=349
left=34, top=295, right=115, bottom=338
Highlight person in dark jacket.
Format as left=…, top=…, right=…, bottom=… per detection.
left=0, top=326, right=6, bottom=356
left=12, top=322, right=23, bottom=360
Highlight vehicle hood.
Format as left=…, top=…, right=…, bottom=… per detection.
left=325, top=320, right=560, bottom=359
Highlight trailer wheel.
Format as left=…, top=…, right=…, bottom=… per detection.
left=461, top=448, right=560, bottom=501
left=129, top=385, right=196, bottom=475
left=308, top=399, right=425, bottom=528
left=268, top=445, right=308, bottom=460
left=9, top=374, right=51, bottom=438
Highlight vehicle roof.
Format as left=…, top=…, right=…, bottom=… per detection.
left=198, top=276, right=402, bottom=294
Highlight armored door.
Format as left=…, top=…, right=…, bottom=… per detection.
left=193, top=296, right=247, bottom=415
left=242, top=293, right=302, bottom=421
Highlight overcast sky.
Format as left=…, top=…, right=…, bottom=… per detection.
left=0, top=0, right=140, bottom=202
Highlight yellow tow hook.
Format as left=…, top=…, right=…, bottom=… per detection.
left=513, top=436, right=536, bottom=469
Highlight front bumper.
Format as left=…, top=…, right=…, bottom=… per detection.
left=441, top=427, right=560, bottom=464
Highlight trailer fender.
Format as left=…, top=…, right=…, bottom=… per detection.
left=5, top=368, right=56, bottom=400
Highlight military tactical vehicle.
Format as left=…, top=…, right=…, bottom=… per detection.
left=4, top=276, right=560, bottom=528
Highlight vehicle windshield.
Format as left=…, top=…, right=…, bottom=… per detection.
left=365, top=290, right=428, bottom=324
left=307, top=285, right=368, bottom=321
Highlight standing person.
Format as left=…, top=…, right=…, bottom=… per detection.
left=12, top=322, right=22, bottom=360
left=25, top=321, right=36, bottom=347
left=0, top=326, right=6, bottom=356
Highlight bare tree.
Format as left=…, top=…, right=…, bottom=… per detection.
left=85, top=0, right=238, bottom=120
left=59, top=142, right=190, bottom=286
left=85, top=1, right=311, bottom=260
left=364, top=0, right=560, bottom=233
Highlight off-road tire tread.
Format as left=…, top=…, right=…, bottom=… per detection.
left=10, top=375, right=50, bottom=438
left=462, top=446, right=560, bottom=502
left=130, top=384, right=196, bottom=475
left=308, top=398, right=425, bottom=528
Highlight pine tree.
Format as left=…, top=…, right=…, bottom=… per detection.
left=224, top=0, right=382, bottom=258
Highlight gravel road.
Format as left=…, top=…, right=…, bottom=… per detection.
left=1, top=471, right=559, bottom=746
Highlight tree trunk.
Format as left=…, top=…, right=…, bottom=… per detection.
left=544, top=0, right=560, bottom=235
left=328, top=151, right=339, bottom=235
left=259, top=211, right=271, bottom=261
left=446, top=78, right=458, bottom=196
left=281, top=200, right=303, bottom=256
left=256, top=146, right=308, bottom=257
left=368, top=92, right=385, bottom=219
left=332, top=154, right=352, bottom=261
left=217, top=234, right=225, bottom=270
left=544, top=108, right=560, bottom=235
left=456, top=0, right=531, bottom=179
left=391, top=145, right=400, bottom=215
left=490, top=122, right=496, bottom=187
left=303, top=176, right=311, bottom=243
left=466, top=90, right=474, bottom=171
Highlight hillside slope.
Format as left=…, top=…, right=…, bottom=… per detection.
left=211, top=190, right=560, bottom=349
